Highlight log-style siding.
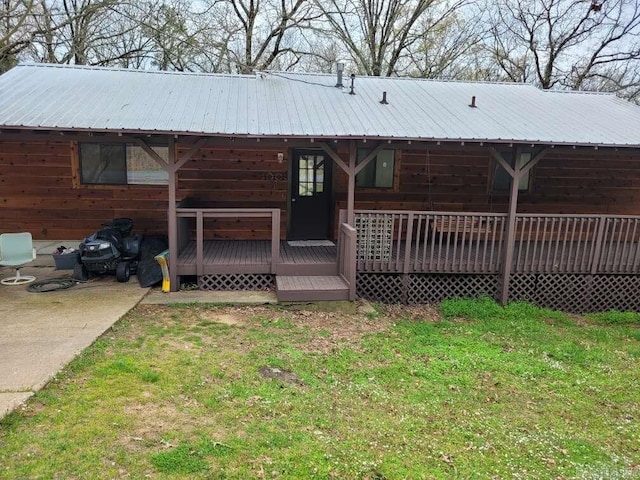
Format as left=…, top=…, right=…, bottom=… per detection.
left=3, top=137, right=640, bottom=241
left=334, top=147, right=640, bottom=218
left=177, top=146, right=288, bottom=239
left=0, top=139, right=168, bottom=239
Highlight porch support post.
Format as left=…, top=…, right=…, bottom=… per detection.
left=347, top=140, right=357, bottom=226
left=497, top=146, right=548, bottom=305
left=319, top=141, right=357, bottom=225
left=500, top=148, right=521, bottom=305
left=167, top=136, right=179, bottom=291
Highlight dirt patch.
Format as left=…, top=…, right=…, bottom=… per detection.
left=258, top=366, right=304, bottom=386
left=382, top=303, right=442, bottom=322
left=119, top=400, right=226, bottom=452
left=199, top=311, right=246, bottom=326
left=125, top=302, right=441, bottom=355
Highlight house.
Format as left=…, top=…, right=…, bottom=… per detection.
left=1, top=63, right=640, bottom=311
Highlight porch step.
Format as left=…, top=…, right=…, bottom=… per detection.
left=277, top=262, right=338, bottom=276
left=276, top=275, right=349, bottom=302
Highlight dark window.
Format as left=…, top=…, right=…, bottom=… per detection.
left=79, top=143, right=168, bottom=185
left=492, top=152, right=531, bottom=192
left=356, top=149, right=395, bottom=188
left=297, top=154, right=325, bottom=196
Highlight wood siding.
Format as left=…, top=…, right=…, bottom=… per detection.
left=334, top=147, right=640, bottom=218
left=3, top=137, right=640, bottom=241
left=177, top=146, right=288, bottom=240
left=0, top=139, right=167, bottom=239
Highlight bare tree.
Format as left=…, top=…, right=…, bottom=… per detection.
left=405, top=3, right=484, bottom=78
left=201, top=0, right=322, bottom=74
left=482, top=0, right=640, bottom=90
left=27, top=0, right=151, bottom=66
left=1, top=0, right=34, bottom=71
left=312, top=0, right=471, bottom=77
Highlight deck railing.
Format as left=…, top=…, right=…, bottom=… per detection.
left=351, top=210, right=508, bottom=273
left=350, top=210, right=640, bottom=275
left=338, top=223, right=357, bottom=300
left=176, top=208, right=281, bottom=275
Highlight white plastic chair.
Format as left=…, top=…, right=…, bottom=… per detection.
left=0, top=232, right=37, bottom=285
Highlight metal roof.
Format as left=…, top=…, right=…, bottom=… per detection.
left=0, top=63, right=639, bottom=147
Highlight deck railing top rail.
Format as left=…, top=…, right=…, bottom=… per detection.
left=354, top=209, right=508, bottom=217
left=176, top=207, right=281, bottom=275
left=349, top=209, right=640, bottom=276
left=177, top=207, right=279, bottom=218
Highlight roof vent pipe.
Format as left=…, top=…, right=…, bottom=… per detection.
left=335, top=62, right=344, bottom=88
left=469, top=96, right=477, bottom=108
left=349, top=74, right=356, bottom=95
left=380, top=91, right=388, bottom=104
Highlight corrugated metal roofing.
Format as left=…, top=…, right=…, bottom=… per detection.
left=0, top=63, right=639, bottom=147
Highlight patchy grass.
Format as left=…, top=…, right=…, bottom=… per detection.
left=1, top=300, right=639, bottom=479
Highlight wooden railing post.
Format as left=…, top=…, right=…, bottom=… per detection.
left=590, top=216, right=608, bottom=275
left=196, top=210, right=204, bottom=277
left=347, top=224, right=357, bottom=300
left=271, top=209, right=280, bottom=274
left=403, top=212, right=414, bottom=275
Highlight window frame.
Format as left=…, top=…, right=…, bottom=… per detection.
left=72, top=140, right=169, bottom=188
left=355, top=148, right=399, bottom=191
left=489, top=150, right=533, bottom=194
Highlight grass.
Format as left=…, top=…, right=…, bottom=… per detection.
left=1, top=299, right=639, bottom=479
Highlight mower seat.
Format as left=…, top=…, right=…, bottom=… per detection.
left=0, top=232, right=37, bottom=285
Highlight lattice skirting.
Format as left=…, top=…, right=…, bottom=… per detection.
left=357, top=273, right=404, bottom=303
left=198, top=274, right=274, bottom=291
left=409, top=274, right=500, bottom=305
left=509, top=274, right=640, bottom=313
left=358, top=272, right=640, bottom=312
left=357, top=273, right=499, bottom=304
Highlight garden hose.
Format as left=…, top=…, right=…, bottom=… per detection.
left=27, top=278, right=80, bottom=293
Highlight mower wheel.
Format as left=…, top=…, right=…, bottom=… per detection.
left=73, top=263, right=89, bottom=281
left=116, top=261, right=131, bottom=283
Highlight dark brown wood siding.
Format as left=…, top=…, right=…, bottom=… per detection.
left=177, top=146, right=288, bottom=239
left=0, top=139, right=168, bottom=239
left=334, top=147, right=640, bottom=218
left=3, top=138, right=640, bottom=241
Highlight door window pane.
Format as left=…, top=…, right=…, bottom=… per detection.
left=298, top=154, right=326, bottom=196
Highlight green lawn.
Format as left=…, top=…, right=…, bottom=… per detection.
left=1, top=298, right=639, bottom=479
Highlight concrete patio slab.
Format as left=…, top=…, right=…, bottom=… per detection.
left=0, top=263, right=149, bottom=419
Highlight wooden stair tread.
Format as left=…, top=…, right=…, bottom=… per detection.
left=276, top=275, right=349, bottom=301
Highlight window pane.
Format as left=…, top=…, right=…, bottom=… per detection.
left=356, top=149, right=394, bottom=188
left=126, top=145, right=168, bottom=185
left=80, top=143, right=127, bottom=184
left=375, top=150, right=394, bottom=188
left=517, top=153, right=531, bottom=191
left=492, top=151, right=531, bottom=192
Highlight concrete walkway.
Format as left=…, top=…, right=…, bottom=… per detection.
left=0, top=263, right=149, bottom=419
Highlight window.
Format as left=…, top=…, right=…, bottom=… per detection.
left=356, top=149, right=395, bottom=188
left=298, top=154, right=325, bottom=196
left=492, top=151, right=531, bottom=192
left=79, top=143, right=169, bottom=185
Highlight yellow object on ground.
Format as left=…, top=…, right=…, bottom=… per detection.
left=154, top=250, right=170, bottom=292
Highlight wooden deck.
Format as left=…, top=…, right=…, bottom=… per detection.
left=176, top=240, right=337, bottom=275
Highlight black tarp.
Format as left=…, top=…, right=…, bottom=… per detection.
left=136, top=235, right=168, bottom=287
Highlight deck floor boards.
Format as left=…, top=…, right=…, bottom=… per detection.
left=178, top=240, right=337, bottom=268
left=178, top=239, right=640, bottom=275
